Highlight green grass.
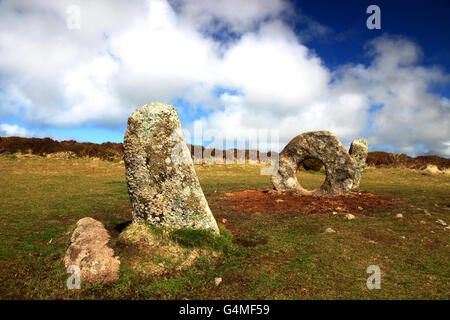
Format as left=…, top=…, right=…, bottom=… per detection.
left=0, top=154, right=449, bottom=299
left=170, top=226, right=232, bottom=252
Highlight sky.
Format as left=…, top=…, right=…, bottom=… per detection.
left=0, top=0, right=449, bottom=156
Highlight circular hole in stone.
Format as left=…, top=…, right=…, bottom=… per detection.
left=296, top=158, right=326, bottom=191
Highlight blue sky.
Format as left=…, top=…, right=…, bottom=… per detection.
left=292, top=1, right=450, bottom=70
left=0, top=0, right=449, bottom=156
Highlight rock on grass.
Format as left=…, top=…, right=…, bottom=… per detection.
left=345, top=213, right=356, bottom=221
left=64, top=217, right=120, bottom=284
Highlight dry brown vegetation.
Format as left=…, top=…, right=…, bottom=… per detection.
left=366, top=151, right=450, bottom=170
left=1, top=136, right=449, bottom=171
left=0, top=136, right=123, bottom=161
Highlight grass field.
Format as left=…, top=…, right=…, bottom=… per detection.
left=0, top=154, right=449, bottom=299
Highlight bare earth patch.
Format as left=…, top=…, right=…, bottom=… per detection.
left=218, top=189, right=400, bottom=214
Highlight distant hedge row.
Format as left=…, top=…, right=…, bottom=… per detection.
left=0, top=136, right=448, bottom=169
left=366, top=151, right=449, bottom=170
left=0, top=136, right=123, bottom=161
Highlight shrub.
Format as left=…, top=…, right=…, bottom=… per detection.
left=366, top=151, right=395, bottom=167
left=0, top=136, right=63, bottom=155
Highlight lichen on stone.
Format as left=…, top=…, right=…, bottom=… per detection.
left=124, top=102, right=219, bottom=234
left=349, top=138, right=368, bottom=189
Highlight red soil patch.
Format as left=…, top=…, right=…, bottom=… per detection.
left=220, top=189, right=399, bottom=214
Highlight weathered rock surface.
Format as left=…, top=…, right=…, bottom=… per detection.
left=345, top=213, right=356, bottom=220
left=124, top=102, right=219, bottom=234
left=63, top=217, right=120, bottom=284
left=349, top=138, right=368, bottom=189
left=271, top=131, right=357, bottom=196
left=214, top=277, right=222, bottom=286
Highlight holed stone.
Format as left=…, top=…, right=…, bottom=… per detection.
left=271, top=131, right=357, bottom=196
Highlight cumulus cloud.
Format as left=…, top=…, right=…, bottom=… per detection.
left=0, top=124, right=31, bottom=137
left=169, top=0, right=289, bottom=35
left=332, top=36, right=450, bottom=155
left=0, top=0, right=448, bottom=156
left=0, top=0, right=146, bottom=126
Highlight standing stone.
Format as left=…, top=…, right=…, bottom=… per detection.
left=124, top=102, right=219, bottom=234
left=271, top=131, right=357, bottom=196
left=349, top=138, right=368, bottom=189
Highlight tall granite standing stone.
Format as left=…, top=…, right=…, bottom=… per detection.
left=271, top=131, right=357, bottom=196
left=124, top=102, right=219, bottom=234
left=349, top=138, right=368, bottom=189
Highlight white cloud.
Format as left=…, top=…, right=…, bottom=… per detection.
left=332, top=36, right=450, bottom=156
left=0, top=0, right=147, bottom=126
left=0, top=0, right=448, bottom=156
left=170, top=0, right=289, bottom=35
left=0, top=124, right=30, bottom=137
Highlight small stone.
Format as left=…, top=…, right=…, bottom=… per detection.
left=444, top=226, right=450, bottom=231
left=436, top=219, right=447, bottom=226
left=357, top=206, right=363, bottom=211
left=332, top=211, right=338, bottom=215
left=400, top=236, right=406, bottom=240
left=275, top=199, right=284, bottom=203
left=345, top=213, right=355, bottom=221
left=214, top=277, right=222, bottom=286
left=221, top=218, right=227, bottom=224
left=420, top=220, right=426, bottom=224
left=324, top=227, right=336, bottom=234
left=368, top=240, right=376, bottom=244
left=64, top=217, right=120, bottom=284
left=396, top=213, right=404, bottom=219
